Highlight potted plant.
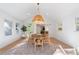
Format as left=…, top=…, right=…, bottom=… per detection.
left=21, top=25, right=27, bottom=37
left=40, top=26, right=45, bottom=34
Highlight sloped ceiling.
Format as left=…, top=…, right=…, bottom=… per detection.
left=0, top=3, right=36, bottom=20
left=0, top=3, right=79, bottom=22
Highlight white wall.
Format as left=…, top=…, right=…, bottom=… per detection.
left=0, top=10, right=23, bottom=48
left=44, top=4, right=79, bottom=48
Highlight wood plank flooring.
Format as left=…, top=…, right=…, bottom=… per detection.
left=0, top=37, right=72, bottom=52
left=50, top=37, right=72, bottom=48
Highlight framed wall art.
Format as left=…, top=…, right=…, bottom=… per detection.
left=75, top=17, right=79, bottom=31
left=16, top=23, right=20, bottom=34
left=56, top=19, right=63, bottom=31
left=4, top=19, right=12, bottom=36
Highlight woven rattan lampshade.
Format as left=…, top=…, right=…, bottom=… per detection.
left=32, top=15, right=44, bottom=24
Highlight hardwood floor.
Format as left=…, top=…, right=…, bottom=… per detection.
left=0, top=37, right=25, bottom=52
left=50, top=37, right=72, bottom=48
left=0, top=37, right=72, bottom=52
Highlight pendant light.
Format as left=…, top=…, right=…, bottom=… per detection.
left=32, top=3, right=44, bottom=24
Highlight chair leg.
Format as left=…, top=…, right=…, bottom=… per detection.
left=34, top=44, right=36, bottom=51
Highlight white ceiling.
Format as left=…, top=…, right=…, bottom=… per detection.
left=0, top=3, right=36, bottom=20
left=0, top=3, right=79, bottom=22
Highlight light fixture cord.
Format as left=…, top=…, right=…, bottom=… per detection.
left=37, top=3, right=40, bottom=15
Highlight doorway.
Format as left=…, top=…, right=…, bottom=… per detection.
left=36, top=24, right=45, bottom=34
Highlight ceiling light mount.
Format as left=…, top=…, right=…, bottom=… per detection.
left=37, top=3, right=40, bottom=5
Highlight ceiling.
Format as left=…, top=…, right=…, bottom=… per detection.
left=0, top=3, right=36, bottom=21
left=0, top=3, right=79, bottom=22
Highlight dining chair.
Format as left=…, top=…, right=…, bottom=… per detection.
left=34, top=36, right=43, bottom=50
